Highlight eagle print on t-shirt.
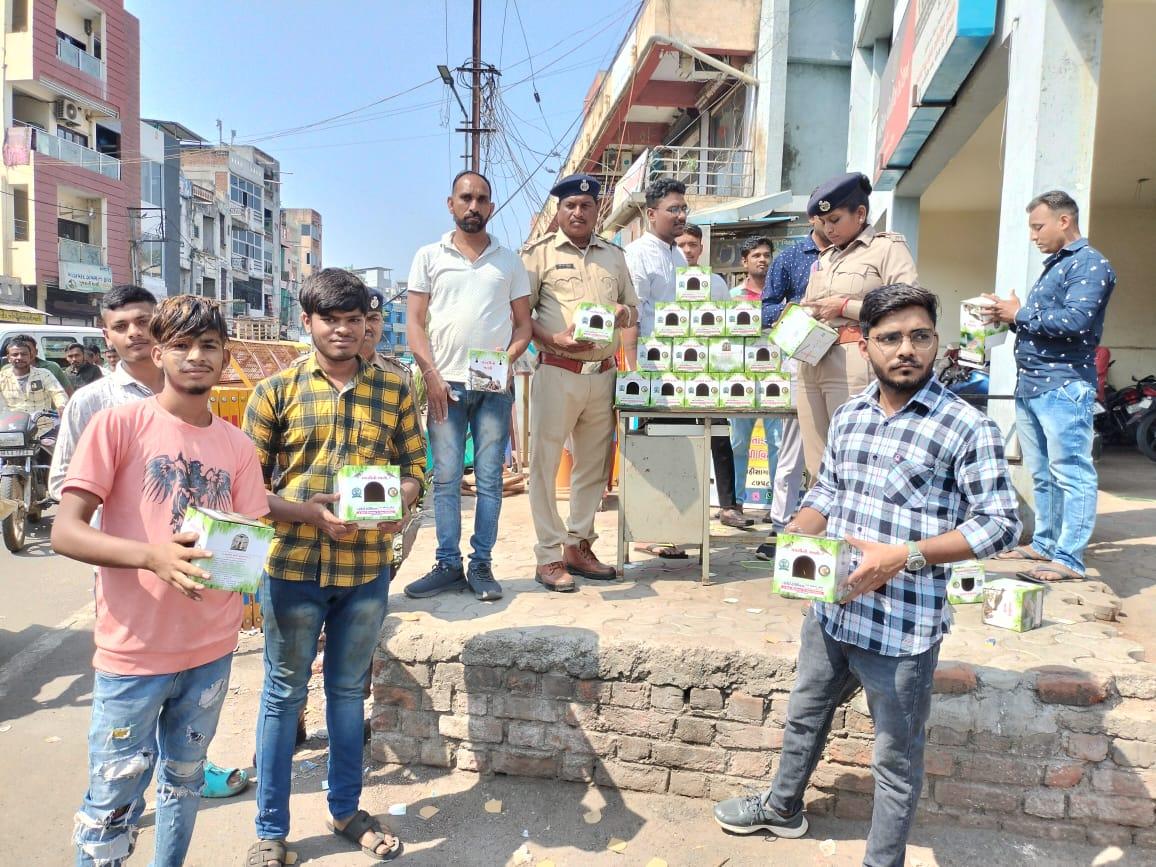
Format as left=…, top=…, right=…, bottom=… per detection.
left=143, top=452, right=233, bottom=530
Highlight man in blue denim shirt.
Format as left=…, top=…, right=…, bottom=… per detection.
left=986, top=190, right=1116, bottom=581
left=760, top=216, right=828, bottom=330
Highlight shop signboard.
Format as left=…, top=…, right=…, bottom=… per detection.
left=59, top=261, right=114, bottom=294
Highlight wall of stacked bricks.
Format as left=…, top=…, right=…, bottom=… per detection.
left=371, top=631, right=1156, bottom=848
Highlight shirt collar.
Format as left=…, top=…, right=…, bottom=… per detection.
left=863, top=375, right=946, bottom=416
left=644, top=230, right=677, bottom=252
left=799, top=234, right=820, bottom=254
left=553, top=229, right=604, bottom=252
left=110, top=363, right=155, bottom=393
left=441, top=230, right=497, bottom=259
left=303, top=352, right=369, bottom=383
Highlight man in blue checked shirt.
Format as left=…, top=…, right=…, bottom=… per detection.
left=715, top=284, right=1020, bottom=867
left=985, top=190, right=1116, bottom=583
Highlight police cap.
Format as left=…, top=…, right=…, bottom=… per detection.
left=807, top=172, right=872, bottom=218
left=367, top=289, right=385, bottom=313
left=550, top=173, right=600, bottom=200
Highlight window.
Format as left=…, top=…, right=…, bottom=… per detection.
left=57, top=127, right=89, bottom=148
left=300, top=224, right=311, bottom=237
left=58, top=219, right=90, bottom=243
left=140, top=242, right=163, bottom=277
left=305, top=252, right=312, bottom=265
left=229, top=175, right=262, bottom=211
left=11, top=0, right=28, bottom=31
left=141, top=160, right=164, bottom=205
left=12, top=188, right=29, bottom=242
left=232, top=228, right=263, bottom=261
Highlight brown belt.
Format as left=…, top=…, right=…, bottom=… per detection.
left=538, top=353, right=616, bottom=374
left=836, top=324, right=862, bottom=345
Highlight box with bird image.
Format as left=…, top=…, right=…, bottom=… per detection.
left=947, top=560, right=987, bottom=605
left=689, top=301, right=727, bottom=338
left=336, top=465, right=403, bottom=528
left=671, top=338, right=709, bottom=373
left=768, top=303, right=838, bottom=365
left=772, top=533, right=855, bottom=602
left=467, top=349, right=509, bottom=392
left=755, top=372, right=792, bottom=409
left=572, top=302, right=616, bottom=345
left=725, top=300, right=761, bottom=337
left=706, top=337, right=745, bottom=374
left=636, top=338, right=673, bottom=372
left=614, top=371, right=652, bottom=407
left=743, top=336, right=782, bottom=373
left=982, top=578, right=1045, bottom=632
left=959, top=296, right=1009, bottom=365
left=648, top=372, right=686, bottom=408
left=675, top=266, right=713, bottom=302
left=718, top=373, right=757, bottom=409
left=653, top=302, right=690, bottom=338
left=683, top=373, right=721, bottom=409
left=179, top=505, right=274, bottom=594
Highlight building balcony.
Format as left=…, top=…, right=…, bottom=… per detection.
left=57, top=36, right=105, bottom=81
left=59, top=238, right=105, bottom=266
left=646, top=145, right=754, bottom=199
left=30, top=128, right=120, bottom=180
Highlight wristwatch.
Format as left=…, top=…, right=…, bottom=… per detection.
left=905, top=541, right=927, bottom=571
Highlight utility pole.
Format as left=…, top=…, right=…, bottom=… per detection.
left=471, top=0, right=482, bottom=172
left=437, top=0, right=500, bottom=172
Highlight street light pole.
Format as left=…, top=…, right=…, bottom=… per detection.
left=471, top=0, right=482, bottom=172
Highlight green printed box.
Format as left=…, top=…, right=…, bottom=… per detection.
left=982, top=578, right=1045, bottom=632
left=947, top=560, right=987, bottom=605
left=744, top=337, right=782, bottom=373
left=337, top=465, right=403, bottom=528
left=768, top=303, right=838, bottom=365
left=690, top=301, right=727, bottom=338
left=675, top=266, right=712, bottom=302
left=649, top=373, right=686, bottom=408
left=573, top=302, right=615, bottom=345
left=179, top=506, right=274, bottom=594
left=960, top=297, right=1009, bottom=365
left=724, top=301, right=761, bottom=337
left=653, top=302, right=690, bottom=338
left=636, top=338, right=673, bottom=372
left=683, top=373, right=720, bottom=409
left=755, top=373, right=792, bottom=409
left=615, top=371, right=652, bottom=407
left=718, top=374, right=756, bottom=409
left=671, top=338, right=709, bottom=373
left=467, top=349, right=508, bottom=392
left=707, top=337, right=745, bottom=374
left=773, top=533, right=855, bottom=602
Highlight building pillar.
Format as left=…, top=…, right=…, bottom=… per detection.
left=890, top=196, right=921, bottom=259
left=989, top=0, right=1104, bottom=486
left=752, top=0, right=790, bottom=195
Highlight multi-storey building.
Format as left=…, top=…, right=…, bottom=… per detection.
left=351, top=265, right=408, bottom=357
left=138, top=118, right=181, bottom=298
left=1, top=0, right=141, bottom=324
left=281, top=207, right=321, bottom=278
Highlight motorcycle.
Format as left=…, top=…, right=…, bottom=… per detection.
left=936, top=346, right=990, bottom=410
left=1095, top=370, right=1156, bottom=453
left=0, top=409, right=58, bottom=552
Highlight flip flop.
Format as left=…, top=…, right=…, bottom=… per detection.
left=327, top=809, right=402, bottom=861
left=202, top=761, right=250, bottom=798
left=633, top=543, right=689, bottom=559
left=1017, top=563, right=1085, bottom=583
left=992, top=545, right=1049, bottom=562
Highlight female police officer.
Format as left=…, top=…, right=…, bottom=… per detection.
left=796, top=172, right=919, bottom=480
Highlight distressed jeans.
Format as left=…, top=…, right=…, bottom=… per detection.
left=1015, top=379, right=1098, bottom=574
left=427, top=381, right=513, bottom=567
left=255, top=568, right=390, bottom=841
left=766, top=613, right=939, bottom=867
left=75, top=653, right=233, bottom=867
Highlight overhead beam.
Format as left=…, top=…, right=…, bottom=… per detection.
left=618, top=122, right=669, bottom=147
left=634, top=79, right=702, bottom=108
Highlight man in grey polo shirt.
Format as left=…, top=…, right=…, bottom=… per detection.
left=406, top=170, right=533, bottom=602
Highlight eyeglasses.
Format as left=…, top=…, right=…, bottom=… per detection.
left=660, top=205, right=690, bottom=215
left=868, top=329, right=937, bottom=351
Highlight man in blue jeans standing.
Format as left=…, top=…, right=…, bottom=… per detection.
left=986, top=190, right=1116, bottom=582
left=714, top=284, right=1019, bottom=867
left=406, top=170, right=533, bottom=601
left=244, top=269, right=427, bottom=865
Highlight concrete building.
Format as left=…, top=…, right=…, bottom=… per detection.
left=138, top=118, right=181, bottom=298
left=279, top=221, right=303, bottom=339
left=0, top=0, right=141, bottom=325
left=352, top=265, right=408, bottom=356
left=279, top=207, right=321, bottom=337
left=535, top=0, right=854, bottom=279
left=842, top=0, right=1154, bottom=417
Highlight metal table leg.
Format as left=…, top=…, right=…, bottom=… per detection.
left=617, top=413, right=627, bottom=577
left=702, top=415, right=712, bottom=586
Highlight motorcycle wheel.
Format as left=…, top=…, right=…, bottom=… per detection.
left=1, top=475, right=26, bottom=552
left=1137, top=410, right=1156, bottom=462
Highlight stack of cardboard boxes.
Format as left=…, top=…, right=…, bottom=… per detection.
left=616, top=267, right=793, bottom=410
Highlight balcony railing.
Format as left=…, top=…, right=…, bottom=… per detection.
left=57, top=36, right=104, bottom=80
left=32, top=129, right=121, bottom=179
left=646, top=146, right=754, bottom=198
left=59, top=238, right=105, bottom=266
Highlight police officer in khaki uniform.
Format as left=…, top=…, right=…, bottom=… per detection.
left=797, top=172, right=919, bottom=479
left=522, top=174, right=638, bottom=592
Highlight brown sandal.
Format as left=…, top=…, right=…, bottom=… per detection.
left=1017, top=562, right=1084, bottom=583
left=327, top=809, right=402, bottom=861
left=247, top=839, right=289, bottom=867
left=993, top=545, right=1049, bottom=562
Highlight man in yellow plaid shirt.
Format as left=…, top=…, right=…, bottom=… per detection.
left=243, top=269, right=425, bottom=865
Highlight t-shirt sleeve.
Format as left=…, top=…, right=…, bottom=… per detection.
left=228, top=433, right=271, bottom=520
left=624, top=245, right=651, bottom=304
left=508, top=255, right=532, bottom=301
left=61, top=407, right=120, bottom=503
left=407, top=246, right=432, bottom=295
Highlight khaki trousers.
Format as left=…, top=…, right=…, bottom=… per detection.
left=797, top=342, right=871, bottom=480
left=529, top=363, right=617, bottom=565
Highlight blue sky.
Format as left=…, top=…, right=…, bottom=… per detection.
left=125, top=1, right=637, bottom=279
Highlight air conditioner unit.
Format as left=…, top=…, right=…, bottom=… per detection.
left=53, top=99, right=83, bottom=127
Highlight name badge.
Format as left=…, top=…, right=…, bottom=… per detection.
left=30, top=380, right=43, bottom=392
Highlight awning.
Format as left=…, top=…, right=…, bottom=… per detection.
left=0, top=303, right=48, bottom=324
left=690, top=190, right=795, bottom=225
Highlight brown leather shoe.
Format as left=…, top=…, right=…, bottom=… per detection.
left=535, top=561, right=577, bottom=592
left=564, top=539, right=617, bottom=581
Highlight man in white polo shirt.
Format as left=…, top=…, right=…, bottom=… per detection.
left=406, top=170, right=533, bottom=602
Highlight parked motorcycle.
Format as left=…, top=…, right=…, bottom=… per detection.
left=1095, top=371, right=1156, bottom=451
left=0, top=409, right=58, bottom=552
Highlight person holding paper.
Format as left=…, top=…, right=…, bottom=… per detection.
left=51, top=296, right=270, bottom=867
left=406, top=170, right=533, bottom=602
left=795, top=172, right=918, bottom=481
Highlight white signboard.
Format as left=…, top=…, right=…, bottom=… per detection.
left=60, top=261, right=114, bottom=294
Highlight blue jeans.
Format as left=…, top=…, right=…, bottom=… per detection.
left=729, top=417, right=782, bottom=506
left=1015, top=380, right=1097, bottom=574
left=428, top=381, right=513, bottom=566
left=768, top=613, right=939, bottom=867
left=75, top=653, right=233, bottom=867
left=255, top=569, right=390, bottom=840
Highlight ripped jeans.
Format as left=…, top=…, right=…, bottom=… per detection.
left=75, top=653, right=232, bottom=867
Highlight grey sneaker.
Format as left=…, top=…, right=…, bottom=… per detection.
left=466, top=561, right=504, bottom=601
left=713, top=794, right=809, bottom=838
left=404, top=561, right=466, bottom=598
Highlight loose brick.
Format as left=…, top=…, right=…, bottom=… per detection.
left=421, top=685, right=454, bottom=713
left=402, top=662, right=433, bottom=688
left=956, top=754, right=1041, bottom=787
left=727, top=751, right=772, bottom=779
left=1092, top=768, right=1156, bottom=798
left=617, top=735, right=651, bottom=762
left=669, top=770, right=710, bottom=798
left=844, top=709, right=875, bottom=735
left=593, top=760, right=669, bottom=793
left=492, top=748, right=558, bottom=779
left=714, top=722, right=783, bottom=751
left=507, top=721, right=546, bottom=750
left=494, top=695, right=560, bottom=723
left=1024, top=788, right=1066, bottom=819
left=438, top=714, right=503, bottom=743
left=452, top=692, right=488, bottom=717
left=1065, top=732, right=1109, bottom=762
left=1111, top=739, right=1156, bottom=769
left=934, top=780, right=1021, bottom=813
left=432, top=662, right=466, bottom=688
left=1086, top=826, right=1135, bottom=848
left=370, top=705, right=399, bottom=732
left=595, top=706, right=675, bottom=739
left=1069, top=793, right=1155, bottom=828
left=651, top=742, right=728, bottom=773
left=689, top=687, right=724, bottom=712
left=541, top=674, right=574, bottom=700
left=1044, top=761, right=1085, bottom=789
left=804, top=788, right=835, bottom=816
left=560, top=754, right=593, bottom=783
left=812, top=762, right=875, bottom=795
left=674, top=717, right=715, bottom=745
left=767, top=698, right=789, bottom=726
left=574, top=679, right=604, bottom=703
left=505, top=671, right=539, bottom=696
left=1011, top=816, right=1088, bottom=844
left=834, top=794, right=874, bottom=820
left=827, top=738, right=873, bottom=767
left=455, top=745, right=490, bottom=773
left=370, top=733, right=419, bottom=764
left=1035, top=668, right=1112, bottom=706
left=398, top=709, right=436, bottom=738
left=924, top=749, right=954, bottom=777
left=374, top=685, right=419, bottom=710
left=546, top=726, right=615, bottom=757
left=650, top=685, right=685, bottom=712
left=933, top=662, right=978, bottom=695
left=610, top=682, right=650, bottom=709
left=725, top=692, right=765, bottom=723
left=928, top=725, right=968, bottom=747
left=420, top=739, right=453, bottom=768
left=1115, top=670, right=1156, bottom=700
left=463, top=666, right=503, bottom=692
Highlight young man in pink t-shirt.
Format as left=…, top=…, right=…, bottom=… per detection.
left=53, top=296, right=270, bottom=867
